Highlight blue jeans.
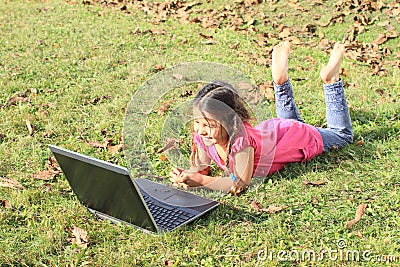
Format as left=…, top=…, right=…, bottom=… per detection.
left=274, top=79, right=353, bottom=152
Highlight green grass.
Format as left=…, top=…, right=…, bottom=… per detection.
left=0, top=0, right=399, bottom=266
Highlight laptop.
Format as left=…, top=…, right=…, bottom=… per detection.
left=49, top=145, right=219, bottom=234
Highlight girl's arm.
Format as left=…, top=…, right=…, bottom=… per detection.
left=170, top=147, right=255, bottom=194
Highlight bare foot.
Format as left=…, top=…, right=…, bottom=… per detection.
left=272, top=41, right=290, bottom=85
left=320, top=43, right=345, bottom=84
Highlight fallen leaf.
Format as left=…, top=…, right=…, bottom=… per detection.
left=31, top=170, right=57, bottom=181
left=0, top=200, right=12, bottom=209
left=87, top=95, right=112, bottom=105
left=87, top=138, right=112, bottom=148
left=265, top=205, right=288, bottom=213
left=311, top=197, right=319, bottom=205
left=157, top=138, right=179, bottom=153
left=25, top=120, right=34, bottom=136
left=67, top=226, right=90, bottom=248
left=256, top=57, right=268, bottom=66
left=153, top=64, right=165, bottom=72
left=164, top=259, right=175, bottom=266
left=31, top=157, right=62, bottom=180
left=346, top=203, right=368, bottom=229
left=108, top=143, right=125, bottom=154
left=303, top=24, right=317, bottom=34
left=258, top=81, right=275, bottom=101
left=303, top=56, right=316, bottom=65
left=372, top=33, right=388, bottom=45
left=160, top=154, right=168, bottom=161
left=230, top=42, right=240, bottom=49
left=43, top=183, right=53, bottom=191
left=278, top=28, right=292, bottom=39
left=251, top=201, right=288, bottom=214
left=7, top=94, right=30, bottom=106
left=303, top=180, right=327, bottom=186
left=43, top=131, right=54, bottom=138
left=199, top=33, right=213, bottom=39
left=157, top=102, right=170, bottom=115
left=151, top=28, right=168, bottom=35
left=0, top=177, right=23, bottom=190
left=355, top=140, right=364, bottom=146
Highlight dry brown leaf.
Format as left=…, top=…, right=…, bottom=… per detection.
left=340, top=67, right=348, bottom=76
left=43, top=183, right=53, bottom=191
left=303, top=56, right=316, bottom=65
left=251, top=201, right=288, bottom=214
left=31, top=157, right=62, bottom=180
left=67, top=226, right=90, bottom=248
left=315, top=14, right=345, bottom=27
left=199, top=33, right=213, bottom=39
left=375, top=89, right=385, bottom=95
left=346, top=203, right=368, bottom=229
left=25, top=120, right=34, bottom=136
left=87, top=140, right=110, bottom=148
left=311, top=196, right=319, bottom=205
left=157, top=102, right=170, bottom=115
left=108, top=144, right=125, bottom=155
left=7, top=96, right=30, bottom=106
left=0, top=200, right=12, bottom=209
left=0, top=177, right=23, bottom=190
left=303, top=24, right=317, bottom=34
left=278, top=28, right=292, bottom=39
left=258, top=81, right=275, bottom=101
left=303, top=180, right=327, bottom=186
left=87, top=95, right=112, bottom=105
left=164, top=259, right=175, bottom=266
left=372, top=33, right=388, bottom=45
left=355, top=140, right=364, bottom=146
left=157, top=139, right=179, bottom=153
left=230, top=42, right=240, bottom=49
left=265, top=205, right=288, bottom=213
left=31, top=170, right=57, bottom=181
left=151, top=29, right=168, bottom=35
left=256, top=57, right=269, bottom=66
left=153, top=64, right=165, bottom=72
left=377, top=20, right=390, bottom=27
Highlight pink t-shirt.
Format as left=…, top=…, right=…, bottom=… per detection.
left=193, top=118, right=324, bottom=177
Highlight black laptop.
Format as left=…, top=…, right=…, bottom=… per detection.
left=49, top=145, right=219, bottom=234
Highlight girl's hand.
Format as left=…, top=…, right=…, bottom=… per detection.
left=169, top=168, right=187, bottom=189
left=229, top=178, right=249, bottom=196
left=169, top=168, right=203, bottom=187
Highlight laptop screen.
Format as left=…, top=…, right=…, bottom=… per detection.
left=49, top=145, right=157, bottom=232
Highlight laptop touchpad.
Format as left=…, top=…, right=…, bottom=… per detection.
left=164, top=193, right=195, bottom=206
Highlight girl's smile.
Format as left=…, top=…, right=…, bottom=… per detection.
left=193, top=108, right=229, bottom=147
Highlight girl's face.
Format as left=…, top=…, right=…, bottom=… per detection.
left=193, top=107, right=229, bottom=147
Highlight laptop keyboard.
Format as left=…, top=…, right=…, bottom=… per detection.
left=141, top=194, right=196, bottom=231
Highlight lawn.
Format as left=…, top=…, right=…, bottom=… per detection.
left=0, top=0, right=399, bottom=266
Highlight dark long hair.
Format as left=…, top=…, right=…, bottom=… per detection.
left=190, top=81, right=252, bottom=170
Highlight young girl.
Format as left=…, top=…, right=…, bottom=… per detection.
left=170, top=42, right=353, bottom=195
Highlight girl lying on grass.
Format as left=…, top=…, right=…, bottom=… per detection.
left=170, top=42, right=353, bottom=195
